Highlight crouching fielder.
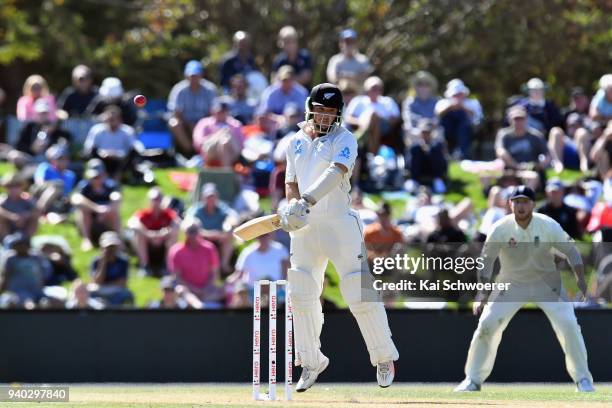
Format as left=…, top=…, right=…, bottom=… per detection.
left=455, top=186, right=594, bottom=392
left=280, top=83, right=399, bottom=392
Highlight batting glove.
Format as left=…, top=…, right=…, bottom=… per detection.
left=280, top=199, right=310, bottom=232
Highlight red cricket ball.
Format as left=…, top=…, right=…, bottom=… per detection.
left=134, top=94, right=147, bottom=108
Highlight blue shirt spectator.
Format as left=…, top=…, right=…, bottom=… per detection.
left=33, top=145, right=76, bottom=197
left=402, top=71, right=440, bottom=134
left=168, top=71, right=217, bottom=124
left=0, top=233, right=51, bottom=304
left=258, top=66, right=307, bottom=116
left=75, top=176, right=120, bottom=205
left=219, top=31, right=258, bottom=90
left=89, top=231, right=133, bottom=305
left=186, top=183, right=237, bottom=231
left=90, top=253, right=129, bottom=284
left=188, top=200, right=232, bottom=231
left=272, top=26, right=313, bottom=88
left=228, top=74, right=257, bottom=124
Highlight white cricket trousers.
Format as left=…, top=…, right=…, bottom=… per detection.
left=464, top=283, right=593, bottom=384
left=288, top=210, right=399, bottom=368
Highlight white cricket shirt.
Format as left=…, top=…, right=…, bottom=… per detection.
left=481, top=212, right=581, bottom=283
left=285, top=122, right=358, bottom=218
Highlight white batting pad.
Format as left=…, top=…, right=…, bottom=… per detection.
left=288, top=268, right=326, bottom=368
left=341, top=272, right=399, bottom=366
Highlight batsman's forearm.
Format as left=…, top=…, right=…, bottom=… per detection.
left=301, top=164, right=344, bottom=205
left=285, top=182, right=300, bottom=203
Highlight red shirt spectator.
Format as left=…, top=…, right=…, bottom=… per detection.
left=135, top=207, right=177, bottom=231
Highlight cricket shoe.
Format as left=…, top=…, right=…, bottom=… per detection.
left=295, top=355, right=329, bottom=393
left=376, top=361, right=395, bottom=388
left=576, top=378, right=595, bottom=392
left=454, top=378, right=481, bottom=392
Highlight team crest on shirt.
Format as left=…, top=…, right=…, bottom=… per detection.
left=294, top=140, right=303, bottom=155
left=339, top=147, right=350, bottom=159
left=508, top=237, right=517, bottom=248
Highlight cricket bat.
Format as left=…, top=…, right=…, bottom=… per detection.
left=233, top=214, right=282, bottom=241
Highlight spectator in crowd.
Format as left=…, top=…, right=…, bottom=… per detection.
left=345, top=76, right=401, bottom=155
left=219, top=31, right=258, bottom=90
left=228, top=74, right=257, bottom=124
left=0, top=174, right=38, bottom=240
left=86, top=77, right=137, bottom=126
left=548, top=113, right=591, bottom=173
left=14, top=99, right=71, bottom=163
left=517, top=77, right=563, bottom=134
left=32, top=144, right=76, bottom=216
left=226, top=280, right=251, bottom=309
left=435, top=79, right=483, bottom=159
left=258, top=65, right=308, bottom=117
left=402, top=71, right=440, bottom=136
left=167, top=218, right=222, bottom=304
left=326, top=29, right=372, bottom=85
left=590, top=74, right=612, bottom=124
left=269, top=137, right=291, bottom=210
left=228, top=233, right=289, bottom=290
left=426, top=209, right=467, bottom=243
left=337, top=78, right=359, bottom=109
left=71, top=160, right=121, bottom=251
left=495, top=105, right=550, bottom=179
left=590, top=123, right=612, bottom=179
left=475, top=186, right=510, bottom=242
left=193, top=97, right=244, bottom=167
left=242, top=112, right=279, bottom=140
left=563, top=86, right=591, bottom=124
left=65, top=279, right=104, bottom=309
left=186, top=183, right=237, bottom=273
left=350, top=188, right=378, bottom=226
left=57, top=65, right=98, bottom=118
left=84, top=105, right=136, bottom=180
left=538, top=179, right=582, bottom=239
left=16, top=74, right=57, bottom=122
left=275, top=103, right=302, bottom=139
left=128, top=187, right=179, bottom=276
left=167, top=60, right=218, bottom=157
left=272, top=26, right=312, bottom=88
left=409, top=118, right=448, bottom=194
left=148, top=276, right=201, bottom=309
left=36, top=238, right=77, bottom=286
left=364, top=202, right=404, bottom=263
left=404, top=186, right=473, bottom=241
left=89, top=231, right=133, bottom=306
left=0, top=232, right=51, bottom=307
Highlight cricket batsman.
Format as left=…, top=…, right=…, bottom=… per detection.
left=279, top=83, right=399, bottom=391
left=455, top=185, right=595, bottom=392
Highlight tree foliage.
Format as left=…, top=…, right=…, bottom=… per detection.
left=0, top=0, right=611, bottom=117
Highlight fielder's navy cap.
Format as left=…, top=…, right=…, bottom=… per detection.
left=510, top=185, right=536, bottom=201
